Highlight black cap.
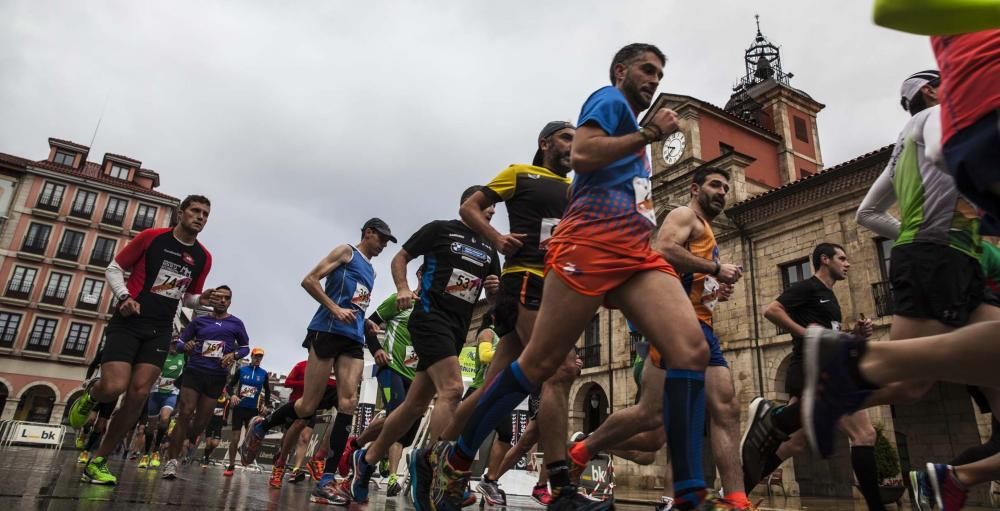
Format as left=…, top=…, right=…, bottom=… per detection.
left=362, top=218, right=397, bottom=243
left=532, top=121, right=576, bottom=167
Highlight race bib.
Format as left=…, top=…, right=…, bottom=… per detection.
left=444, top=268, right=482, bottom=304
left=701, top=275, right=720, bottom=311
left=539, top=218, right=560, bottom=250
left=633, top=176, right=656, bottom=224
left=201, top=340, right=224, bottom=358
left=403, top=345, right=419, bottom=369
left=156, top=377, right=175, bottom=390
left=239, top=384, right=258, bottom=399
left=351, top=283, right=372, bottom=310
left=149, top=261, right=193, bottom=299
left=213, top=407, right=224, bottom=417
left=832, top=321, right=841, bottom=331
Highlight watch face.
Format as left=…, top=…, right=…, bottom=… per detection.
left=662, top=131, right=686, bottom=166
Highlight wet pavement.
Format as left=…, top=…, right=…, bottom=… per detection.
left=0, top=447, right=994, bottom=510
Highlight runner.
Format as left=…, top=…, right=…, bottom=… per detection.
left=348, top=187, right=501, bottom=506
left=69, top=194, right=215, bottom=485
left=739, top=242, right=883, bottom=510
left=200, top=392, right=229, bottom=466
left=224, top=346, right=269, bottom=476
left=139, top=341, right=184, bottom=469
left=428, top=43, right=715, bottom=511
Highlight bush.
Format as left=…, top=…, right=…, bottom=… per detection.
left=874, top=423, right=901, bottom=482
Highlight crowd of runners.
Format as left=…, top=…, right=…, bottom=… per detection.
left=57, top=11, right=1000, bottom=511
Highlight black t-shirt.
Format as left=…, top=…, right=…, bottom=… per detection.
left=776, top=276, right=842, bottom=356
left=402, top=219, right=501, bottom=331
left=481, top=164, right=570, bottom=273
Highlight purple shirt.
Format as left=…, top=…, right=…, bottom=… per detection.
left=177, top=314, right=250, bottom=374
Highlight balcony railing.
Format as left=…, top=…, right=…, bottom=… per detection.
left=4, top=285, right=30, bottom=300
left=872, top=280, right=894, bottom=318
left=89, top=252, right=114, bottom=267
left=101, top=211, right=125, bottom=226
left=21, top=238, right=48, bottom=254
left=55, top=248, right=80, bottom=262
left=580, top=344, right=602, bottom=369
left=132, top=216, right=155, bottom=231
left=41, top=293, right=67, bottom=306
left=69, top=207, right=93, bottom=219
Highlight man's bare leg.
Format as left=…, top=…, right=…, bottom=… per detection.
left=422, top=356, right=465, bottom=443
left=93, top=363, right=161, bottom=459
left=707, top=365, right=747, bottom=502
left=579, top=358, right=665, bottom=454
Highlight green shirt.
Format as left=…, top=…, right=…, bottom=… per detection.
left=982, top=242, right=1000, bottom=289
left=156, top=352, right=185, bottom=395
left=376, top=293, right=416, bottom=381
left=470, top=328, right=499, bottom=390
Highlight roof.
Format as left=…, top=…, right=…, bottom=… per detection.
left=0, top=152, right=179, bottom=202
left=103, top=152, right=142, bottom=165
left=648, top=93, right=782, bottom=140
left=48, top=137, right=90, bottom=152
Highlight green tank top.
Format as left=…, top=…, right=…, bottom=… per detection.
left=156, top=352, right=185, bottom=395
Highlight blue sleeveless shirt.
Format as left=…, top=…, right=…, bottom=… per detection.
left=307, top=246, right=375, bottom=343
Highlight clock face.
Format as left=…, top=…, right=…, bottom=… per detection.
left=661, top=131, right=686, bottom=166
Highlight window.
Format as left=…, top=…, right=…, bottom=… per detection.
left=102, top=197, right=128, bottom=226
left=581, top=315, right=602, bottom=368
left=62, top=322, right=92, bottom=357
left=0, top=312, right=21, bottom=348
left=70, top=190, right=98, bottom=219
left=36, top=182, right=66, bottom=211
left=719, top=142, right=734, bottom=155
left=42, top=272, right=72, bottom=305
left=26, top=317, right=58, bottom=352
left=780, top=258, right=812, bottom=290
left=5, top=266, right=38, bottom=300
left=77, top=278, right=104, bottom=311
left=133, top=204, right=157, bottom=231
left=109, top=164, right=129, bottom=180
left=56, top=229, right=86, bottom=261
left=22, top=223, right=52, bottom=254
left=793, top=116, right=809, bottom=143
left=875, top=237, right=893, bottom=281
left=53, top=151, right=75, bottom=166
left=90, top=237, right=117, bottom=267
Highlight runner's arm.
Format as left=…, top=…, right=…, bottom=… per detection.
left=301, top=244, right=354, bottom=311
left=226, top=371, right=240, bottom=396
left=477, top=330, right=495, bottom=364
left=856, top=163, right=900, bottom=240
left=460, top=189, right=504, bottom=246
left=571, top=122, right=649, bottom=174
left=234, top=321, right=250, bottom=360
left=365, top=330, right=383, bottom=357
left=652, top=206, right=717, bottom=274
left=105, top=260, right=130, bottom=300
left=390, top=249, right=415, bottom=294
left=763, top=300, right=807, bottom=339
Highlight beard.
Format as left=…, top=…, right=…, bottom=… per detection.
left=622, top=74, right=652, bottom=111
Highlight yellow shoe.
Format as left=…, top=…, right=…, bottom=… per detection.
left=78, top=451, right=89, bottom=464
left=138, top=454, right=149, bottom=468
left=151, top=452, right=161, bottom=468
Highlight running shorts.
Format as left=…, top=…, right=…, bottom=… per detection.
left=377, top=366, right=411, bottom=413
left=409, top=317, right=466, bottom=372
left=147, top=392, right=178, bottom=416
left=890, top=242, right=984, bottom=326
left=101, top=318, right=173, bottom=368
left=231, top=406, right=257, bottom=430
left=205, top=417, right=225, bottom=440
left=545, top=240, right=677, bottom=299
left=302, top=330, right=364, bottom=360
left=495, top=271, right=544, bottom=337
left=180, top=367, right=228, bottom=400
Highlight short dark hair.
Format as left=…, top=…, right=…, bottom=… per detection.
left=609, top=43, right=667, bottom=84
left=812, top=242, right=845, bottom=270
left=180, top=194, right=211, bottom=211
left=460, top=185, right=482, bottom=205
left=216, top=284, right=232, bottom=294
left=693, top=166, right=731, bottom=186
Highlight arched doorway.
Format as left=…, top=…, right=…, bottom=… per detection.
left=15, top=385, right=56, bottom=423
left=583, top=385, right=609, bottom=435
left=62, top=390, right=85, bottom=425
left=0, top=382, right=8, bottom=418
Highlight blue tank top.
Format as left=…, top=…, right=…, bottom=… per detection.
left=236, top=364, right=268, bottom=409
left=307, top=246, right=375, bottom=342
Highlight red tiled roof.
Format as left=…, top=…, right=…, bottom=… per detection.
left=0, top=152, right=178, bottom=202
left=647, top=93, right=782, bottom=140
left=48, top=137, right=90, bottom=151
left=103, top=152, right=141, bottom=165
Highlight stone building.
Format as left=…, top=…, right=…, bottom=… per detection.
left=0, top=137, right=179, bottom=425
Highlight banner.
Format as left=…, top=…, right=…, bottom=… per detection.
left=12, top=422, right=62, bottom=446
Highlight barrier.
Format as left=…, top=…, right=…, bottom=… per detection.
left=0, top=420, right=67, bottom=452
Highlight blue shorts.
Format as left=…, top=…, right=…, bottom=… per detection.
left=376, top=366, right=411, bottom=413
left=945, top=108, right=1000, bottom=229
left=147, top=392, right=178, bottom=416
left=648, top=321, right=728, bottom=369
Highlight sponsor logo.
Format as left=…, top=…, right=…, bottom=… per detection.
left=182, top=252, right=195, bottom=265
left=450, top=242, right=490, bottom=264
left=819, top=299, right=831, bottom=304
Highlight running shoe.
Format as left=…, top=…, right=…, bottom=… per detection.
left=926, top=463, right=968, bottom=511
left=75, top=434, right=85, bottom=450
left=570, top=431, right=588, bottom=442
left=547, top=484, right=614, bottom=510
left=129, top=451, right=139, bottom=460
left=409, top=447, right=434, bottom=511
left=462, top=485, right=476, bottom=507
left=567, top=440, right=590, bottom=484
left=909, top=468, right=932, bottom=511
left=428, top=441, right=471, bottom=511
left=655, top=496, right=675, bottom=510
left=306, top=458, right=325, bottom=481
left=739, top=397, right=787, bottom=492
left=386, top=473, right=402, bottom=497
left=531, top=483, right=553, bottom=505
left=310, top=474, right=349, bottom=506
left=379, top=456, right=391, bottom=478
left=200, top=456, right=210, bottom=468
left=138, top=454, right=150, bottom=468
left=269, top=465, right=285, bottom=489
left=349, top=447, right=376, bottom=503
left=81, top=456, right=117, bottom=485
left=161, top=458, right=178, bottom=480
left=239, top=416, right=266, bottom=465
left=801, top=326, right=875, bottom=458
left=477, top=477, right=506, bottom=505
left=69, top=393, right=95, bottom=429
left=77, top=451, right=90, bottom=464
left=151, top=452, right=161, bottom=468
left=338, top=435, right=358, bottom=477
left=289, top=469, right=306, bottom=483
left=223, top=465, right=235, bottom=477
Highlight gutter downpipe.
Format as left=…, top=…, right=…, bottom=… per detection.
left=736, top=220, right=766, bottom=396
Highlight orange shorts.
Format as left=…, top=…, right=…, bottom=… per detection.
left=544, top=239, right=678, bottom=298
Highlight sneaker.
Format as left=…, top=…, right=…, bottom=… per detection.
left=150, top=452, right=161, bottom=468
left=310, top=474, right=350, bottom=506
left=909, top=468, right=932, bottom=511
left=530, top=483, right=552, bottom=505
left=289, top=469, right=306, bottom=483
left=739, top=397, right=787, bottom=492
left=462, top=486, right=477, bottom=507
left=223, top=465, right=235, bottom=477
left=379, top=456, right=391, bottom=478
left=81, top=456, right=117, bottom=485
left=161, top=458, right=179, bottom=480
left=656, top=496, right=675, bottom=511
left=409, top=447, right=434, bottom=511
left=200, top=456, right=210, bottom=468
left=77, top=451, right=90, bottom=464
left=69, top=393, right=96, bottom=429
left=570, top=431, right=588, bottom=442
left=269, top=465, right=285, bottom=489
left=477, top=477, right=506, bottom=505
left=387, top=473, right=402, bottom=497
left=349, top=447, right=376, bottom=503
left=138, top=454, right=149, bottom=468
left=239, top=416, right=266, bottom=465
left=567, top=440, right=590, bottom=484
left=547, top=485, right=614, bottom=510
left=926, top=463, right=968, bottom=511
left=428, top=442, right=471, bottom=511
left=75, top=435, right=85, bottom=450
left=694, top=497, right=744, bottom=510
left=339, top=435, right=358, bottom=477
left=802, top=327, right=876, bottom=458
left=306, top=458, right=325, bottom=481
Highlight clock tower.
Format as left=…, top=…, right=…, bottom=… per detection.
left=646, top=17, right=825, bottom=217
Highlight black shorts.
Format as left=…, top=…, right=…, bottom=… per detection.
left=890, top=243, right=984, bottom=326
left=302, top=330, right=364, bottom=360
left=101, top=318, right=173, bottom=367
left=495, top=272, right=544, bottom=337
left=785, top=355, right=805, bottom=398
left=205, top=417, right=225, bottom=439
left=180, top=367, right=228, bottom=399
left=232, top=406, right=257, bottom=430
left=409, top=317, right=466, bottom=372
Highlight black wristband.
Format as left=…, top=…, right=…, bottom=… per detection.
left=712, top=261, right=721, bottom=276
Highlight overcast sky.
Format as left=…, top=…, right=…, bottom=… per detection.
left=0, top=1, right=936, bottom=374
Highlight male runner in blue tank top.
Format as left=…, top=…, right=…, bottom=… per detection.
left=242, top=217, right=394, bottom=506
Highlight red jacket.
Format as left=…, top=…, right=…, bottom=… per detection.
left=285, top=360, right=336, bottom=403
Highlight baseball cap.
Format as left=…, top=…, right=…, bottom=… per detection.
left=362, top=217, right=397, bottom=243
left=251, top=347, right=264, bottom=356
left=532, top=121, right=576, bottom=166
left=900, top=69, right=940, bottom=111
